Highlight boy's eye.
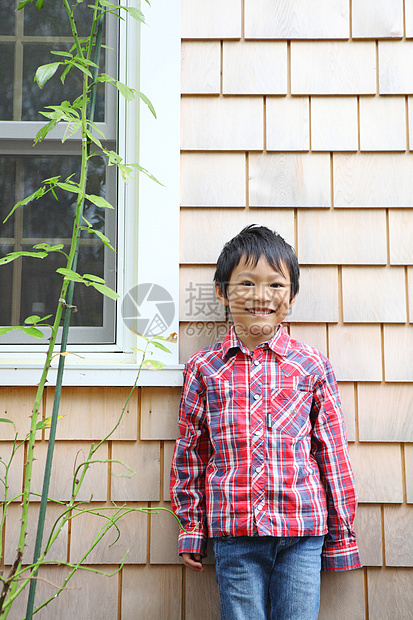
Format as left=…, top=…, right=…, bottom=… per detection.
left=240, top=281, right=254, bottom=286
left=270, top=282, right=283, bottom=288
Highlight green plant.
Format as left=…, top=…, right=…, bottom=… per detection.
left=0, top=1, right=179, bottom=618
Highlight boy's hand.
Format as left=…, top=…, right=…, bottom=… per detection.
left=182, top=552, right=204, bottom=572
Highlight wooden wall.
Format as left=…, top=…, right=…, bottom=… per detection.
left=1, top=1, right=413, bottom=618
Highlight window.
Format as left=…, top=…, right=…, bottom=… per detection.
left=0, top=2, right=117, bottom=344
left=0, top=1, right=180, bottom=384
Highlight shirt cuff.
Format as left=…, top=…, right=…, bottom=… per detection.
left=178, top=527, right=208, bottom=557
left=322, top=539, right=363, bottom=571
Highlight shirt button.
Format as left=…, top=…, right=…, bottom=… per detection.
left=255, top=466, right=262, bottom=473
left=253, top=394, right=260, bottom=401
left=254, top=430, right=262, bottom=437
left=258, top=502, right=265, bottom=510
left=254, top=360, right=259, bottom=366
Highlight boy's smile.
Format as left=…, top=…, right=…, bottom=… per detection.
left=216, top=255, right=296, bottom=351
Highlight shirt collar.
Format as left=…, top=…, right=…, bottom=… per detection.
left=221, top=325, right=291, bottom=359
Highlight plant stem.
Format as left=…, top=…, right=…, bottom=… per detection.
left=24, top=4, right=103, bottom=619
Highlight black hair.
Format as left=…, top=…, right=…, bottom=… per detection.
left=213, top=224, right=300, bottom=302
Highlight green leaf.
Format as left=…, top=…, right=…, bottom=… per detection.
left=50, top=51, right=73, bottom=58
left=35, top=62, right=60, bottom=89
left=0, top=418, right=14, bottom=425
left=85, top=129, right=103, bottom=150
left=35, top=415, right=63, bottom=431
left=24, top=315, right=41, bottom=325
left=82, top=226, right=115, bottom=252
left=36, top=0, right=45, bottom=8
left=83, top=274, right=105, bottom=284
left=56, top=268, right=85, bottom=283
left=24, top=313, right=52, bottom=324
left=60, top=62, right=73, bottom=85
left=125, top=6, right=146, bottom=22
left=151, top=341, right=171, bottom=353
left=56, top=182, right=82, bottom=194
left=90, top=282, right=119, bottom=300
left=72, top=61, right=93, bottom=79
left=18, top=1, right=31, bottom=9
left=0, top=251, right=48, bottom=266
left=96, top=73, right=115, bottom=84
left=34, top=120, right=58, bottom=144
left=22, top=326, right=45, bottom=339
left=99, top=0, right=118, bottom=7
left=3, top=187, right=46, bottom=222
left=63, top=120, right=81, bottom=142
left=130, top=163, right=163, bottom=186
left=137, top=91, right=156, bottom=118
left=84, top=194, right=114, bottom=209
left=115, top=81, right=135, bottom=101
left=33, top=243, right=65, bottom=252
left=143, top=359, right=165, bottom=370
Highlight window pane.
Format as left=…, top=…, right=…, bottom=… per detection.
left=24, top=2, right=94, bottom=37
left=22, top=44, right=105, bottom=122
left=0, top=247, right=13, bottom=326
left=0, top=45, right=14, bottom=120
left=0, top=6, right=15, bottom=35
left=0, top=154, right=116, bottom=332
left=22, top=155, right=108, bottom=239
left=0, top=157, right=17, bottom=237
left=19, top=244, right=104, bottom=329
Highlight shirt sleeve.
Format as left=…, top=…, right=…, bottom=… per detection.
left=170, top=362, right=210, bottom=557
left=311, top=358, right=363, bottom=572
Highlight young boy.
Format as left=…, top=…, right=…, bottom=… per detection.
left=170, top=225, right=361, bottom=619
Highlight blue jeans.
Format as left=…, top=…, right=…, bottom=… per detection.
left=213, top=535, right=324, bottom=620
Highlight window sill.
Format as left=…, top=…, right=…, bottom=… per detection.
left=0, top=363, right=184, bottom=386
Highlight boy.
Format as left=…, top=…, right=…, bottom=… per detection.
left=171, top=225, right=361, bottom=619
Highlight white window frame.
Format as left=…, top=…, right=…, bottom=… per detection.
left=0, top=0, right=181, bottom=386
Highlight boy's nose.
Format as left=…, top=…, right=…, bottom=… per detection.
left=252, top=284, right=270, bottom=301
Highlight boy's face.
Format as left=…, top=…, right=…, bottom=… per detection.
left=216, top=255, right=295, bottom=351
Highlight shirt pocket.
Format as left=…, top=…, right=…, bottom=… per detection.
left=205, top=376, right=249, bottom=444
left=270, top=376, right=315, bottom=437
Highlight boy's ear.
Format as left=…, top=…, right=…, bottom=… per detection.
left=215, top=283, right=229, bottom=306
left=289, top=295, right=297, bottom=308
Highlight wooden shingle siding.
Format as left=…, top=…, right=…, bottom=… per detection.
left=266, top=97, right=310, bottom=151
left=367, top=568, right=413, bottom=618
left=352, top=0, right=403, bottom=39
left=327, top=325, right=383, bottom=381
left=359, top=96, right=406, bottom=151
left=244, top=0, right=350, bottom=39
left=341, top=267, right=406, bottom=323
left=383, top=325, right=413, bottom=381
left=310, top=97, right=358, bottom=152
left=249, top=153, right=331, bottom=207
left=181, top=0, right=241, bottom=39
left=297, top=209, right=387, bottom=264
left=181, top=153, right=246, bottom=207
left=349, top=444, right=404, bottom=503
left=334, top=155, right=413, bottom=207
left=379, top=41, right=413, bottom=93
left=319, top=570, right=366, bottom=620
left=181, top=97, right=264, bottom=150
left=4, top=1, right=413, bottom=617
left=358, top=383, right=413, bottom=441
left=389, top=210, right=413, bottom=264
left=222, top=41, right=287, bottom=94
left=353, top=504, right=383, bottom=567
left=291, top=42, right=376, bottom=95
left=288, top=266, right=339, bottom=323
left=181, top=42, right=221, bottom=94
left=180, top=208, right=295, bottom=263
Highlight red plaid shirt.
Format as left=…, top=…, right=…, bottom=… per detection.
left=170, top=326, right=362, bottom=571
